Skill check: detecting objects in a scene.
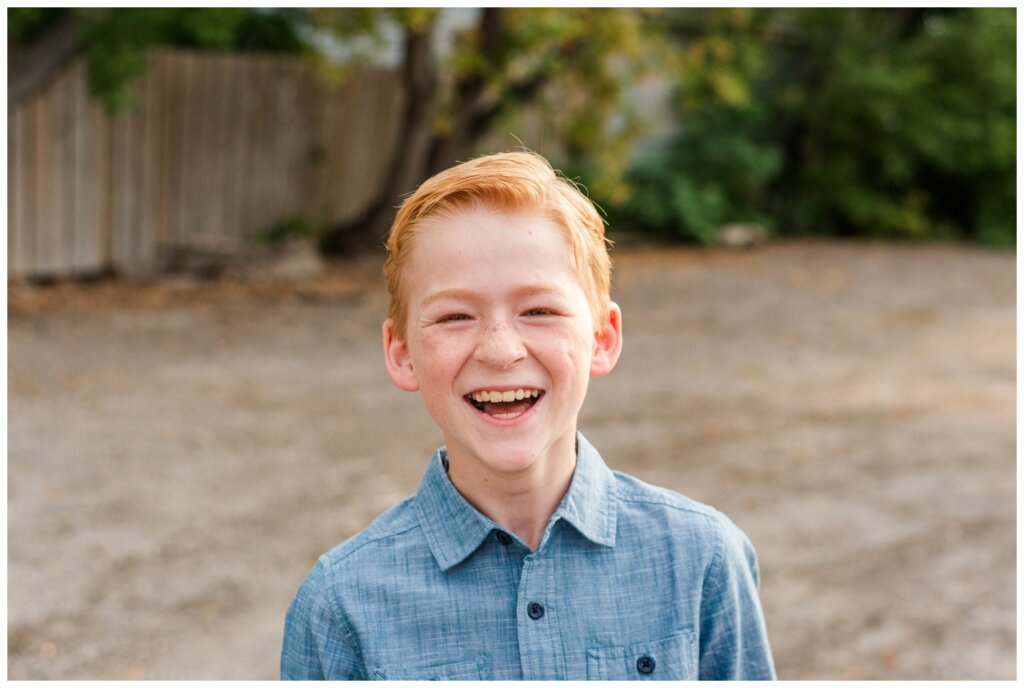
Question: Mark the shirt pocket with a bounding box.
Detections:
[586,630,698,680]
[374,655,492,680]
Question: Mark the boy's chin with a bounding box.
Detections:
[449,431,576,475]
[480,448,544,474]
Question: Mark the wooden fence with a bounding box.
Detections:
[8,50,406,279]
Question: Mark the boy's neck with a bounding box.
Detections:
[446,435,578,552]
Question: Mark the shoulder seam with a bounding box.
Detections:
[616,493,721,520]
[326,520,422,566]
[316,557,366,675]
[697,516,728,679]
[612,471,720,517]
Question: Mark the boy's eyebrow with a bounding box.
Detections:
[420,285,567,309]
[419,289,480,309]
[512,282,569,298]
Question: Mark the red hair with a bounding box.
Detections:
[383,151,613,339]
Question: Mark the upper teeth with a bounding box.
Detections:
[471,389,541,402]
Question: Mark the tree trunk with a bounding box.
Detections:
[320,7,557,255]
[320,17,440,255]
[425,8,505,175]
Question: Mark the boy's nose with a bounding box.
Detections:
[474,321,526,369]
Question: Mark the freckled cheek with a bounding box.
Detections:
[413,332,470,388]
[539,343,591,397]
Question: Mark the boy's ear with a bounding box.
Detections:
[590,302,623,378]
[382,319,419,391]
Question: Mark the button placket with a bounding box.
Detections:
[517,552,562,679]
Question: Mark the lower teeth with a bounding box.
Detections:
[466,394,541,418]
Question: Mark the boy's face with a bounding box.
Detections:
[383,205,622,480]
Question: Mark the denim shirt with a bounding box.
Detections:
[281,433,776,680]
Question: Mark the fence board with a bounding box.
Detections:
[127,70,149,270]
[235,54,260,243]
[368,69,404,230]
[269,59,290,226]
[295,64,323,225]
[270,58,296,229]
[34,90,58,274]
[320,71,355,223]
[195,51,220,243]
[71,60,99,272]
[345,66,378,220]
[209,55,234,243]
[179,51,202,243]
[7,104,15,275]
[223,55,247,242]
[8,49,407,279]
[35,79,55,274]
[333,66,367,223]
[260,57,284,233]
[175,51,196,243]
[95,78,113,268]
[137,53,161,269]
[111,81,130,268]
[241,55,275,243]
[162,52,186,248]
[153,52,171,249]
[9,105,27,277]
[283,58,310,224]
[109,97,130,269]
[54,66,77,274]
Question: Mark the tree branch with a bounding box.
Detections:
[8,14,82,106]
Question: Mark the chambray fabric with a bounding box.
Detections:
[281,433,776,680]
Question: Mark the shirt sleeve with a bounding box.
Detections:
[698,514,777,680]
[281,558,365,680]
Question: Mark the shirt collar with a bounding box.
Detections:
[413,446,496,572]
[414,432,618,572]
[554,432,618,549]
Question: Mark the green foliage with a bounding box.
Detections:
[608,105,781,243]
[453,8,661,202]
[607,8,1016,246]
[13,8,1012,246]
[307,8,436,59]
[12,8,312,112]
[309,8,657,203]
[8,7,69,45]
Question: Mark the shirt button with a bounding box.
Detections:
[495,531,512,546]
[636,655,656,675]
[527,602,545,620]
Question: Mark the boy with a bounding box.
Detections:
[281,152,776,680]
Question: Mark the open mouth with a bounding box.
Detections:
[464,388,544,420]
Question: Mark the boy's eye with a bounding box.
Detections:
[523,308,555,316]
[438,313,471,323]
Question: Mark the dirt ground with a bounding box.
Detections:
[7,241,1016,680]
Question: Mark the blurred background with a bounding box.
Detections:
[7,7,1016,679]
